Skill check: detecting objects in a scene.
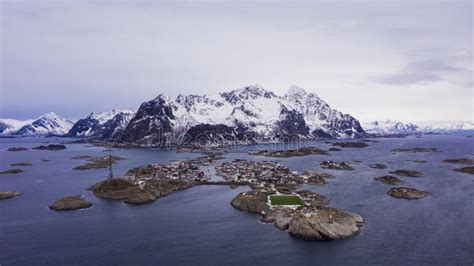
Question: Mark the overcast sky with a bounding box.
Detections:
[1,0,472,122]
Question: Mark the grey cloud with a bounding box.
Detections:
[375,58,470,86]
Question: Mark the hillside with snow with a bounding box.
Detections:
[65,109,136,139]
[0,118,33,135]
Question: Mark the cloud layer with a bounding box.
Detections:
[1,0,472,122]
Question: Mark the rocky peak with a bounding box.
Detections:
[154,93,172,103]
[286,85,308,97]
[39,112,62,120]
[220,85,276,104]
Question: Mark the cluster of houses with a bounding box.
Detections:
[126,153,225,183]
[215,159,305,185]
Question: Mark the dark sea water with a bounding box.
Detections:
[0,135,473,265]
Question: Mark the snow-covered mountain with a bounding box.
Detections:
[0,118,33,135]
[362,120,419,136]
[14,113,73,136]
[362,120,474,136]
[66,109,136,139]
[0,113,72,136]
[119,85,367,145]
[416,121,474,134]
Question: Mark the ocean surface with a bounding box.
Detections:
[0,135,473,265]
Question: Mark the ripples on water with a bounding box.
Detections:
[0,135,473,265]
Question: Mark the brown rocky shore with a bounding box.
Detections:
[374,175,404,185]
[387,187,429,199]
[49,195,93,211]
[0,191,22,200]
[453,166,474,175]
[320,161,354,170]
[33,144,67,151]
[89,178,194,205]
[73,155,125,170]
[389,169,424,177]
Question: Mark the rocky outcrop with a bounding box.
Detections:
[332,142,369,148]
[48,195,93,211]
[10,162,32,167]
[0,192,22,200]
[320,161,354,170]
[369,163,387,169]
[303,170,335,186]
[453,166,474,175]
[295,190,330,206]
[288,206,364,240]
[387,187,429,199]
[443,158,474,165]
[32,144,66,150]
[123,187,157,205]
[391,147,441,153]
[73,156,125,170]
[90,178,194,205]
[90,178,140,200]
[0,169,23,174]
[7,147,28,152]
[250,147,330,157]
[389,169,424,177]
[374,175,404,185]
[230,190,272,215]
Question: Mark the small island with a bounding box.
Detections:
[249,147,330,157]
[0,169,23,174]
[0,191,22,200]
[33,144,67,151]
[442,158,474,165]
[320,161,354,170]
[374,175,404,185]
[73,155,125,170]
[391,147,441,153]
[302,170,335,186]
[332,142,369,148]
[49,195,93,211]
[10,162,32,167]
[453,166,474,175]
[389,169,424,177]
[231,188,364,240]
[7,147,28,152]
[369,163,387,169]
[387,187,429,199]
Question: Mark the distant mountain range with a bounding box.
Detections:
[362,120,474,136]
[0,113,73,136]
[1,85,472,144]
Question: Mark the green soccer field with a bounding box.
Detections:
[270,195,304,206]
